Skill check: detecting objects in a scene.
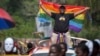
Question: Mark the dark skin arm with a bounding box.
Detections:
[40,1,90,17]
[39,2,52,16]
[74,7,90,16]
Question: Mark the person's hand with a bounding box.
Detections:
[39,0,42,5]
[85,7,90,10]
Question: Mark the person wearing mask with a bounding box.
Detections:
[4,37,20,54]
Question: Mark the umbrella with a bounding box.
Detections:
[0,8,15,30]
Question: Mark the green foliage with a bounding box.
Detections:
[0,0,37,39]
[0,0,100,39]
[78,27,100,40]
[71,26,100,40]
[0,0,9,8]
[66,0,100,39]
[0,15,36,38]
[6,0,22,14]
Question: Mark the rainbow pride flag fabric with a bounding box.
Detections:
[38,0,87,32]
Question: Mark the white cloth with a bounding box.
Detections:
[85,40,93,56]
[95,39,100,45]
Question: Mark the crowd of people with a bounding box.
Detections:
[49,39,100,56]
[74,39,100,56]
[39,1,100,56]
[0,37,99,56]
[0,37,38,55]
[49,42,67,56]
[0,1,99,56]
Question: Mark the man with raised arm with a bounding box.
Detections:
[40,1,90,45]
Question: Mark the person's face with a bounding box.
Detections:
[59,8,65,14]
[75,48,85,56]
[60,44,66,53]
[50,46,59,56]
[4,38,14,52]
[49,53,57,56]
[51,46,57,52]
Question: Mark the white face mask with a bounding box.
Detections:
[4,38,14,52]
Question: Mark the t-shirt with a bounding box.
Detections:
[51,13,74,33]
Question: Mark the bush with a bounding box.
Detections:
[71,26,100,40]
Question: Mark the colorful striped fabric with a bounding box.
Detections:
[38,0,87,32]
[0,8,15,29]
[57,33,66,43]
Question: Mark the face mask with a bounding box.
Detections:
[4,38,14,52]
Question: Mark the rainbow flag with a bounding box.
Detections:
[38,0,87,32]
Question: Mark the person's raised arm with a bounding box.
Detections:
[39,2,51,16]
[74,7,90,16]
